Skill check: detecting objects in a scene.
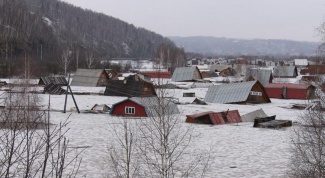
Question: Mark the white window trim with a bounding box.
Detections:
[125,107,135,114]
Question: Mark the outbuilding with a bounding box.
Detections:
[71,69,113,87]
[265,83,315,100]
[110,97,179,117]
[171,66,203,82]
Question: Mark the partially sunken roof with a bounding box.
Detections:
[171,66,202,82]
[273,66,297,77]
[245,68,272,86]
[39,77,68,86]
[204,81,257,104]
[71,69,107,87]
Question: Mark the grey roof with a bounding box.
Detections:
[171,66,201,82]
[71,69,106,87]
[129,97,180,117]
[273,66,297,77]
[204,81,257,104]
[245,68,272,86]
[241,109,268,122]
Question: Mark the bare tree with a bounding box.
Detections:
[58,47,73,76]
[106,119,140,178]
[288,76,325,178]
[85,49,96,69]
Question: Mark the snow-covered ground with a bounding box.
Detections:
[41,87,307,178]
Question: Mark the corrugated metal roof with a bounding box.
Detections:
[204,81,257,104]
[171,66,201,82]
[71,69,106,87]
[246,68,272,86]
[273,66,297,77]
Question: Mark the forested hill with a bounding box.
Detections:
[0,0,177,76]
[170,36,319,56]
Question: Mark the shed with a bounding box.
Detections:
[71,69,111,87]
[185,110,241,125]
[104,76,156,97]
[171,66,202,82]
[204,81,271,104]
[273,66,298,78]
[110,97,179,117]
[265,83,315,100]
[245,68,273,86]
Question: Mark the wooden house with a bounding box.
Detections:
[204,81,271,104]
[71,69,112,87]
[110,97,179,117]
[104,75,156,97]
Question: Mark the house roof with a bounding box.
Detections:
[171,66,202,82]
[266,83,312,90]
[245,68,272,86]
[241,109,268,122]
[210,64,232,72]
[204,81,258,104]
[273,66,297,77]
[71,69,107,87]
[111,97,179,117]
[186,110,241,125]
[39,77,68,86]
[104,80,156,97]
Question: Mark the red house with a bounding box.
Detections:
[265,83,315,100]
[110,97,179,117]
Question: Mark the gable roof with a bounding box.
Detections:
[273,66,297,77]
[186,110,241,125]
[204,81,258,104]
[171,66,202,82]
[71,69,108,87]
[265,83,312,90]
[245,68,272,86]
[111,97,179,117]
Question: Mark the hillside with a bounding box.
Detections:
[170,36,320,56]
[0,0,179,76]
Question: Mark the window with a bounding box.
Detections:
[125,107,135,114]
[250,91,262,96]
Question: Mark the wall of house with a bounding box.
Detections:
[265,87,311,100]
[111,100,147,117]
[246,83,271,103]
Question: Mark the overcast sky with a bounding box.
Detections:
[61,0,325,42]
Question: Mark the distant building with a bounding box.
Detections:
[171,66,203,82]
[273,66,298,78]
[265,83,315,100]
[71,69,113,87]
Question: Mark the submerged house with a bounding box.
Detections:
[204,81,271,104]
[71,69,113,87]
[265,83,315,100]
[104,75,156,97]
[245,68,273,86]
[110,97,179,117]
[171,66,203,82]
[185,110,241,125]
[38,77,68,95]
